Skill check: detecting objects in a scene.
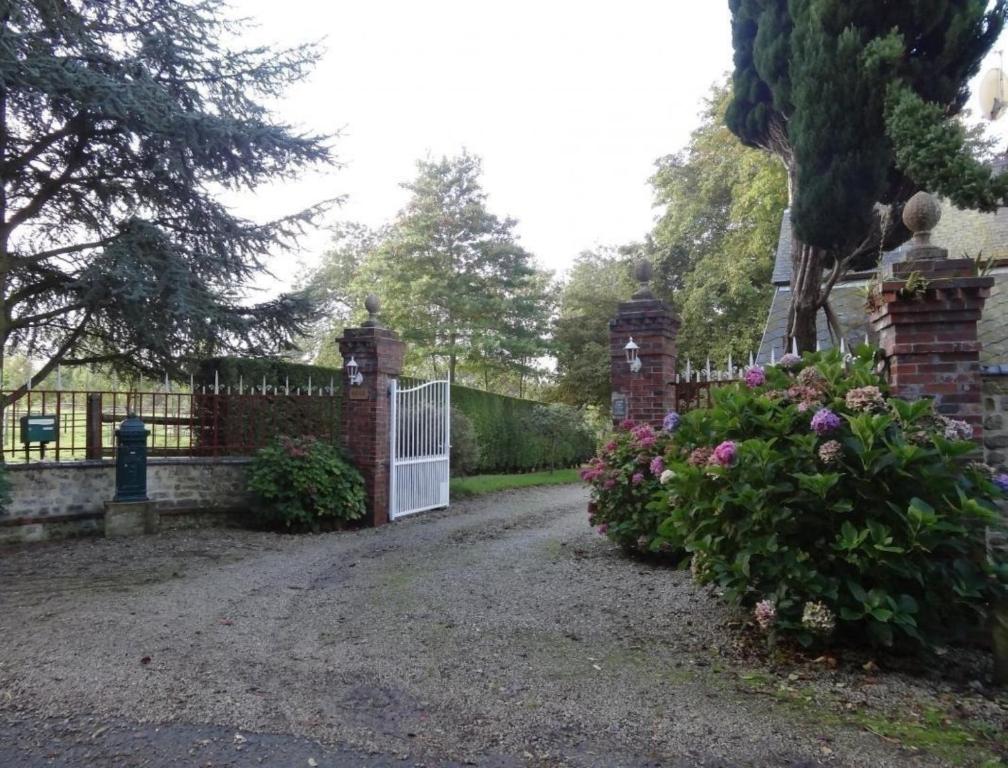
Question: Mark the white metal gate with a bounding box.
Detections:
[389,379,451,520]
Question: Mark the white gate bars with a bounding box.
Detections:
[389,379,451,520]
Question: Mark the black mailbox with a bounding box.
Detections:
[114,414,149,502]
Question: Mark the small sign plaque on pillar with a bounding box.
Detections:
[349,388,370,401]
[611,392,628,421]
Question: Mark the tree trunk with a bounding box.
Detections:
[788,240,828,354]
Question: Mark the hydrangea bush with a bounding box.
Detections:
[585,347,1008,648]
[582,419,680,555]
[247,435,367,531]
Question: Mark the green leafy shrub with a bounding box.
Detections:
[246,436,366,531]
[525,403,596,470]
[582,417,680,556]
[647,348,1007,648]
[450,408,482,477]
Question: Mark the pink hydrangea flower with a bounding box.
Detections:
[603,478,616,490]
[603,440,617,453]
[597,524,609,535]
[650,456,665,476]
[743,366,766,388]
[619,419,636,430]
[710,440,737,467]
[631,472,645,486]
[754,600,777,631]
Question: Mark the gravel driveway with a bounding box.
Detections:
[0,484,992,767]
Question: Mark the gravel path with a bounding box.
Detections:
[0,484,985,766]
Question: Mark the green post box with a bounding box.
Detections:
[114,413,150,502]
[20,414,57,459]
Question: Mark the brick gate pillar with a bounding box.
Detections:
[609,260,679,429]
[338,295,405,527]
[869,192,993,439]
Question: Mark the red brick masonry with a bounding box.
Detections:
[869,258,993,438]
[609,297,679,429]
[338,326,406,527]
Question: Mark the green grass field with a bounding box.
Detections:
[449,468,581,498]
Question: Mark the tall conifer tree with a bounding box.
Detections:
[726,1,1006,351]
[0,1,335,403]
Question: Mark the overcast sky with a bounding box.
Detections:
[230,2,1008,294]
[229,0,735,290]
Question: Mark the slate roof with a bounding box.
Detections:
[757,205,1008,365]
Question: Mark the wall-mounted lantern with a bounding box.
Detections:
[625,337,642,373]
[346,355,364,386]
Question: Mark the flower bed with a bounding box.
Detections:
[583,347,1008,648]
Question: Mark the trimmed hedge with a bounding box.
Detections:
[450,387,594,474]
[194,357,342,451]
[196,358,594,473]
[195,357,343,392]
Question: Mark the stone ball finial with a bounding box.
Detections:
[363,293,382,327]
[631,258,655,300]
[903,191,941,237]
[901,191,947,261]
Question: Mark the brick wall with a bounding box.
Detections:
[983,375,1008,472]
[609,298,678,428]
[0,458,252,544]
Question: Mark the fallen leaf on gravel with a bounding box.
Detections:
[308,758,318,767]
[862,660,879,673]
[591,664,602,671]
[233,733,246,745]
[91,725,109,739]
[139,656,151,665]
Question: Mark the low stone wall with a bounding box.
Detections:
[983,374,1008,472]
[0,458,252,544]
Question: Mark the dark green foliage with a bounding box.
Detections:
[726,0,1006,349]
[649,350,1006,648]
[246,436,366,531]
[352,152,553,388]
[551,248,635,410]
[0,1,335,404]
[451,386,594,474]
[449,408,481,477]
[650,81,787,365]
[195,357,343,393]
[193,358,341,452]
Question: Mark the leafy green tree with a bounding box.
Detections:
[726,0,1006,352]
[0,0,335,405]
[551,247,635,409]
[302,222,386,368]
[651,82,787,365]
[357,152,552,385]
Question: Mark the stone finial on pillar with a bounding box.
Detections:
[902,191,947,261]
[870,193,993,437]
[338,299,405,527]
[609,258,679,429]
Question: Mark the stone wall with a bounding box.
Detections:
[0,458,252,544]
[983,375,1008,472]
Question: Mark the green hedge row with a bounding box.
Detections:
[194,358,342,450]
[195,357,343,393]
[449,386,594,474]
[196,358,594,473]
